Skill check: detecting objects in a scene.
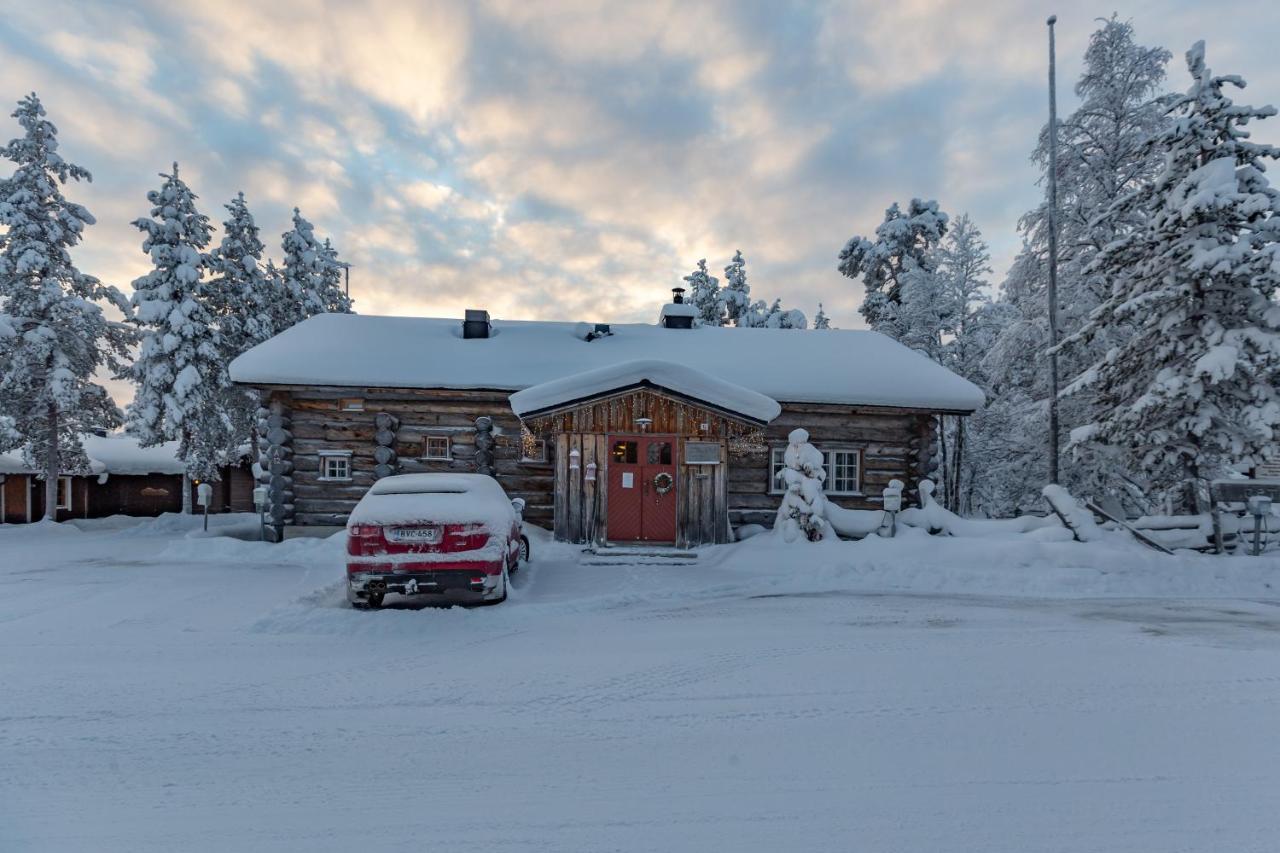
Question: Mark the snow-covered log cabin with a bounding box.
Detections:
[0,434,255,524]
[229,293,984,546]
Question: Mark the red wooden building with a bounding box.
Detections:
[0,434,254,524]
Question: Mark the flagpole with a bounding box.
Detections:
[1046,14,1061,485]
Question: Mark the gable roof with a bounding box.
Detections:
[229,313,985,413]
[509,359,783,424]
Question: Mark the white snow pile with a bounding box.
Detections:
[1042,484,1103,542]
[509,359,781,423]
[229,313,986,412]
[346,473,518,531]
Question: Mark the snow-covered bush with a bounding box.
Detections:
[774,428,833,542]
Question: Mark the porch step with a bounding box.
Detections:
[581,546,698,567]
[581,558,698,567]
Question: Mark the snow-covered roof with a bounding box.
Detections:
[0,434,186,476]
[510,359,783,423]
[230,313,985,412]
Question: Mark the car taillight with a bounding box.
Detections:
[444,523,490,551]
[347,524,383,555]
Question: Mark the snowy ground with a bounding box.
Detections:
[3,517,1280,852]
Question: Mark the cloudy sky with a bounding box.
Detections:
[3,0,1279,399]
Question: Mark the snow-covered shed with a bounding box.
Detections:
[0,434,254,524]
[230,297,983,545]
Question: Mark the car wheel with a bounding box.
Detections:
[489,563,509,604]
[519,535,531,564]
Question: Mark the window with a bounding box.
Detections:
[520,427,547,462]
[56,476,73,510]
[340,398,365,412]
[611,440,637,464]
[423,436,451,461]
[646,441,672,465]
[318,452,352,482]
[827,450,861,495]
[770,447,862,496]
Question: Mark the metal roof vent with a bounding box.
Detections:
[463,309,491,339]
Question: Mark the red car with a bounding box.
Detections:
[345,474,527,608]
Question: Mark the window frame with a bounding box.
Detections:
[520,438,548,463]
[55,475,73,511]
[422,435,452,461]
[769,445,863,497]
[317,451,353,482]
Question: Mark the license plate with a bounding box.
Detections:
[387,526,441,543]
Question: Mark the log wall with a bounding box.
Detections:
[727,403,937,528]
[247,384,940,538]
[261,386,554,528]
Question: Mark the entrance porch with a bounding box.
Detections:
[509,360,781,548]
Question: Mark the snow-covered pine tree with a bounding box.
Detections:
[282,208,352,322]
[720,250,751,325]
[838,199,949,345]
[682,258,723,327]
[0,93,134,519]
[812,304,831,329]
[764,299,806,329]
[1068,41,1280,512]
[774,428,832,542]
[207,192,276,455]
[124,163,229,513]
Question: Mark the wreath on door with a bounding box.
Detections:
[653,472,674,495]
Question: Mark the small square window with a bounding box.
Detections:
[56,476,73,510]
[340,398,365,412]
[423,436,451,461]
[319,453,351,481]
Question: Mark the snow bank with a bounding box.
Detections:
[229,313,986,412]
[510,359,781,422]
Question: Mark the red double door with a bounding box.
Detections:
[606,435,677,543]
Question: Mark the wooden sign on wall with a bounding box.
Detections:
[684,441,721,465]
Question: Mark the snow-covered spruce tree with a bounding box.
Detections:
[0,93,134,519]
[281,208,352,322]
[966,246,1051,515]
[774,428,832,542]
[124,163,229,513]
[838,199,949,347]
[812,304,831,329]
[935,214,993,512]
[682,258,723,327]
[1067,41,1280,512]
[207,192,277,454]
[720,250,751,325]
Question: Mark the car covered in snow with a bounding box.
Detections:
[345,474,527,608]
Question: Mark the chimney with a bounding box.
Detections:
[463,309,491,339]
[659,287,696,329]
